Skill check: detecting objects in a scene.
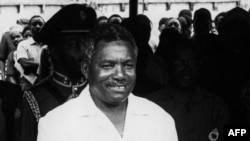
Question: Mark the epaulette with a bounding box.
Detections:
[23,74,52,122]
[23,90,41,122]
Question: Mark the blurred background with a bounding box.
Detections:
[0,0,249,43]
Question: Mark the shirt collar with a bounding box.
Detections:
[29,37,43,45]
[77,85,150,117]
[52,71,87,87]
[166,85,205,103]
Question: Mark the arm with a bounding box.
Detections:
[0,61,5,80]
[6,52,18,84]
[18,58,38,75]
[16,41,39,75]
[0,33,9,80]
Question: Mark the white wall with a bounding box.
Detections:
[0,0,245,42]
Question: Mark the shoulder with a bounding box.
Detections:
[130,94,175,121]
[199,88,224,101]
[199,88,228,108]
[146,88,170,101]
[18,38,33,47]
[23,77,59,117]
[130,95,177,137]
[39,95,81,125]
[26,76,51,94]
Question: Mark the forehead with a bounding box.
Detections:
[30,17,44,23]
[174,49,195,60]
[94,40,135,59]
[168,19,180,25]
[61,33,85,40]
[10,31,22,36]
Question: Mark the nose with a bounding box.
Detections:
[183,62,192,72]
[14,37,19,41]
[171,24,176,28]
[36,24,42,29]
[113,65,126,81]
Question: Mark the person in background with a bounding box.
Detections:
[191,8,221,94]
[37,23,178,141]
[165,17,182,34]
[219,7,250,125]
[5,25,24,85]
[15,15,45,91]
[108,14,123,24]
[214,12,226,35]
[121,14,161,96]
[22,25,32,40]
[147,36,229,141]
[0,27,20,80]
[158,17,168,33]
[178,9,193,38]
[96,16,108,26]
[16,4,96,141]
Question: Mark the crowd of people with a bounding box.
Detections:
[0,3,249,141]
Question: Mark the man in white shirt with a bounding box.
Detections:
[37,24,178,141]
[16,15,46,90]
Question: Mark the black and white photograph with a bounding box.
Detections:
[0,0,249,141]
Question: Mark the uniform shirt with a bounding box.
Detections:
[37,85,178,141]
[16,73,87,141]
[147,86,230,141]
[15,38,45,84]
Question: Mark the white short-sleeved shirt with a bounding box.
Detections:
[15,38,46,84]
[37,85,178,141]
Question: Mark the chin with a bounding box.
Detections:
[108,97,128,106]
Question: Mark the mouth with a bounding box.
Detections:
[107,84,128,92]
[181,75,192,82]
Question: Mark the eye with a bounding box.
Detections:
[174,60,183,67]
[124,62,135,69]
[101,63,114,70]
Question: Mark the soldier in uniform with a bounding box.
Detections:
[16,4,97,141]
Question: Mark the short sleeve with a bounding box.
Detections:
[16,41,29,61]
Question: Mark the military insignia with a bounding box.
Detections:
[80,11,86,21]
[14,108,21,119]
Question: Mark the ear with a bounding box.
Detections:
[81,61,89,79]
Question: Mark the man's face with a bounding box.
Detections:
[23,29,32,39]
[10,31,23,47]
[58,34,85,79]
[89,40,136,106]
[171,49,199,89]
[30,17,44,37]
[167,18,182,33]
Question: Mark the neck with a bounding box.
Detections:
[91,94,128,137]
[95,98,128,116]
[53,70,86,86]
[54,65,83,81]
[170,84,197,98]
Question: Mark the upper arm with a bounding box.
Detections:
[16,42,29,60]
[0,33,8,60]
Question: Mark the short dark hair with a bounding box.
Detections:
[82,24,137,63]
[29,15,45,25]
